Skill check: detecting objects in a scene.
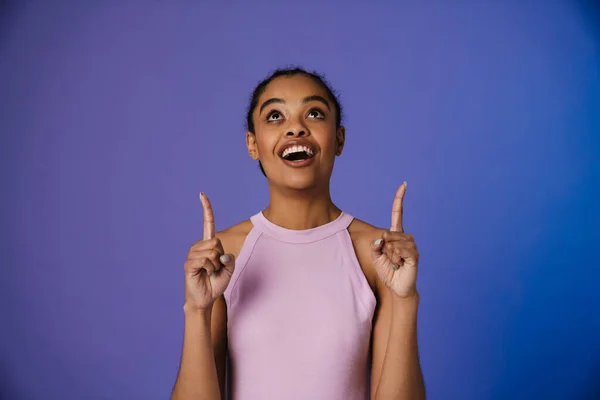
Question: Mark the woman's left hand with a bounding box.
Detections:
[371,182,420,299]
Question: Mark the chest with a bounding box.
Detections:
[226,235,376,360]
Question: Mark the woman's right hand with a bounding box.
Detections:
[184,193,235,311]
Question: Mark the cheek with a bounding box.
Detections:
[315,130,338,158]
[254,130,279,157]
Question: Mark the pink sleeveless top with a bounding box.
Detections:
[224,211,377,399]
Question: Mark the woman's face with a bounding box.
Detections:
[246,74,345,191]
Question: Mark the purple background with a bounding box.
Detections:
[1,2,599,399]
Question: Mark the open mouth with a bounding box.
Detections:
[280,145,315,162]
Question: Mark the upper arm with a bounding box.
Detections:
[211,295,228,399]
[351,224,392,399]
[212,230,233,399]
[370,278,393,399]
[212,225,249,398]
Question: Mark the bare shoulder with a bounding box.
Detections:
[348,217,387,243]
[347,217,387,295]
[216,219,254,258]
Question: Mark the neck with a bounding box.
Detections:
[263,184,341,230]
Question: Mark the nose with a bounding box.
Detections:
[285,116,309,137]
[286,129,306,137]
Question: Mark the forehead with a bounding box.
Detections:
[259,74,329,103]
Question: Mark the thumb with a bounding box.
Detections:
[370,238,385,261]
[219,253,236,274]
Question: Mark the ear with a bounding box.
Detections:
[246,132,260,160]
[335,126,346,156]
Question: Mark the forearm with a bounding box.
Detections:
[374,294,425,400]
[171,305,221,400]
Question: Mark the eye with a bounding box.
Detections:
[266,111,283,122]
[307,108,325,120]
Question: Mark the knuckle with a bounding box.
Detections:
[185,247,198,261]
[184,259,200,271]
[404,240,415,249]
[204,263,215,272]
[208,250,219,260]
[192,258,206,268]
[185,252,199,262]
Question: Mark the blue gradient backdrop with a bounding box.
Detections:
[1,2,599,399]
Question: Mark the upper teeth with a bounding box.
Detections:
[282,145,314,158]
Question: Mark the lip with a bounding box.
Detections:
[277,139,317,168]
[281,155,316,168]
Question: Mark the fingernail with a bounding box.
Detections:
[374,239,382,246]
[220,254,231,263]
[404,181,407,188]
[392,264,399,271]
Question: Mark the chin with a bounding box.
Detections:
[265,168,321,191]
[265,159,334,191]
[282,173,320,191]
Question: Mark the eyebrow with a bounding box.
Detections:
[259,95,331,114]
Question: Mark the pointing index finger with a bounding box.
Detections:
[390,182,407,233]
[199,192,215,240]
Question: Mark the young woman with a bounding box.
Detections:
[171,68,425,400]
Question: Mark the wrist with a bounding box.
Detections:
[182,303,214,341]
[183,303,213,319]
[391,290,420,307]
